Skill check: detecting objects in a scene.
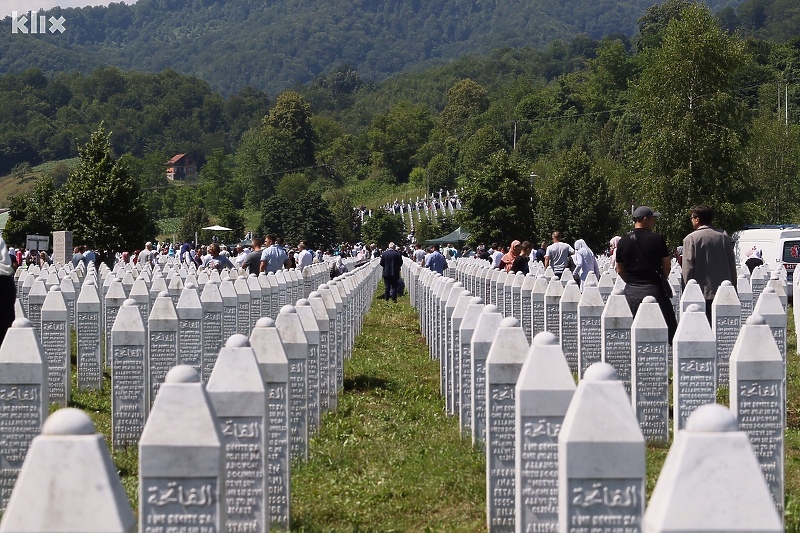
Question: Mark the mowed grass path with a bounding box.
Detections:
[290,286,486,532]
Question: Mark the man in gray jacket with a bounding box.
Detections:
[682,204,737,323]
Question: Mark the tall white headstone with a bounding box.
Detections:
[601,289,633,395]
[515,332,575,533]
[673,304,716,432]
[485,317,529,532]
[471,304,504,448]
[41,286,69,407]
[139,366,225,533]
[111,300,147,449]
[711,279,741,389]
[558,363,645,533]
[630,296,669,442]
[176,282,203,376]
[644,403,782,533]
[147,291,179,407]
[577,280,604,379]
[0,318,47,511]
[76,278,102,390]
[275,305,310,461]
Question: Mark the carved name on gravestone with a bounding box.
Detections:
[631,296,669,442]
[451,290,473,416]
[105,278,127,368]
[516,332,575,533]
[207,335,267,533]
[0,319,47,511]
[459,297,485,437]
[111,300,147,449]
[673,305,716,432]
[234,277,251,336]
[521,274,536,342]
[317,284,339,411]
[559,363,645,533]
[531,275,548,339]
[26,278,46,339]
[139,366,224,533]
[76,279,102,390]
[730,314,785,517]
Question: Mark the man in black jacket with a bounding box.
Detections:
[379,242,404,302]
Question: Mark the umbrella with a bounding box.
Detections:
[202,225,233,231]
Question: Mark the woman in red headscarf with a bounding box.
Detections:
[500,240,521,272]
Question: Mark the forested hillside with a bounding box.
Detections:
[0,0,742,95]
[4,0,800,255]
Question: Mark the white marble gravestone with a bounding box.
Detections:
[139,366,225,533]
[485,317,529,532]
[471,304,504,448]
[111,299,147,449]
[515,331,575,533]
[26,277,46,339]
[275,305,310,461]
[147,291,179,408]
[577,279,604,379]
[249,317,291,531]
[176,282,203,376]
[559,280,581,374]
[644,403,782,533]
[41,286,69,407]
[711,280,741,389]
[601,289,633,395]
[104,278,127,368]
[295,299,321,436]
[207,335,267,533]
[200,281,224,383]
[0,318,47,511]
[558,363,645,533]
[730,314,785,517]
[0,408,135,533]
[673,304,716,432]
[753,286,787,364]
[459,296,485,437]
[76,278,102,390]
[544,278,563,341]
[219,279,239,349]
[737,273,753,325]
[630,296,669,442]
[680,279,705,315]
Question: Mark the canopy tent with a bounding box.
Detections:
[202,225,233,231]
[424,226,470,246]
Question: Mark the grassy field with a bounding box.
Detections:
[62,285,800,531]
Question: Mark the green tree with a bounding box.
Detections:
[178,205,211,244]
[324,189,359,245]
[746,116,800,223]
[257,193,336,249]
[368,101,434,183]
[458,151,536,246]
[535,147,622,252]
[440,79,489,136]
[55,124,156,251]
[632,3,750,244]
[361,210,406,249]
[3,176,57,248]
[264,91,317,167]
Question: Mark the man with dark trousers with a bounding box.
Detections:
[379,242,404,302]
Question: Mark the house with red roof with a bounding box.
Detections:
[166,154,198,181]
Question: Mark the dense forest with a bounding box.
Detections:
[4,0,800,254]
[0,0,747,96]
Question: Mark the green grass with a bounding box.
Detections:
[61,290,800,531]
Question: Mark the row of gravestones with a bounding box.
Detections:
[405,257,787,533]
[0,258,381,532]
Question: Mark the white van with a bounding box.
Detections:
[731,226,800,297]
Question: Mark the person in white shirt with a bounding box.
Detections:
[296,241,313,269]
[490,243,504,269]
[544,231,575,276]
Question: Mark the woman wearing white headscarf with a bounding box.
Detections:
[0,235,16,346]
[609,235,622,270]
[745,247,763,274]
[573,239,601,290]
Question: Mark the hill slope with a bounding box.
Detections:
[0,0,742,95]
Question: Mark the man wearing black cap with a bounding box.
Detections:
[616,206,678,343]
